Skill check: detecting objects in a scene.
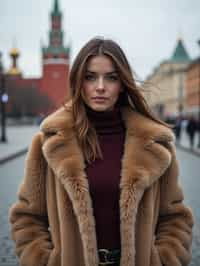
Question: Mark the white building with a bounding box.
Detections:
[145,38,191,119]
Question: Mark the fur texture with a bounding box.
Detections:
[9,102,194,266]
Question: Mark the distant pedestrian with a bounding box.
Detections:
[174,116,182,143]
[197,118,200,134]
[186,115,197,149]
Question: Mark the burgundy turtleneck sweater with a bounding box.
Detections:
[85,106,125,250]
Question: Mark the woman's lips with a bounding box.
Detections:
[92,97,108,103]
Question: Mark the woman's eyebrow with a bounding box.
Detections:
[105,71,118,75]
[85,70,96,74]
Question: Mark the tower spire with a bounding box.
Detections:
[170,38,190,63]
[41,0,70,112]
[43,0,70,54]
[54,0,59,12]
[52,0,61,16]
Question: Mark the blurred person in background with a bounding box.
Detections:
[174,115,183,144]
[9,38,193,266]
[186,115,197,149]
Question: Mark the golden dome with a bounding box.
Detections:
[10,47,20,57]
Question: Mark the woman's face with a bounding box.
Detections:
[82,55,122,112]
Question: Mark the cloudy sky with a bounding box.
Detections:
[1,0,200,80]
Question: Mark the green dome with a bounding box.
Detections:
[170,38,190,63]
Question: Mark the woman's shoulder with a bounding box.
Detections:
[27,103,73,157]
[29,101,73,146]
[121,107,175,144]
[40,101,73,135]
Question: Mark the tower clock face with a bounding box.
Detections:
[52,71,60,78]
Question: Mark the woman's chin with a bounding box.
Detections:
[91,106,111,112]
[87,103,111,112]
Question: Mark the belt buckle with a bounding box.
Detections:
[98,249,116,265]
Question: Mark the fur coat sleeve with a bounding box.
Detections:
[9,133,52,266]
[154,142,194,265]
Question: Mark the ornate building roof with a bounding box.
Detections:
[169,38,191,63]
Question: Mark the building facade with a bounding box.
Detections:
[185,58,200,117]
[145,38,191,119]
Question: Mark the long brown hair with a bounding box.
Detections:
[68,37,170,163]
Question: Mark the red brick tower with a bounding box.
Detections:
[40,0,70,113]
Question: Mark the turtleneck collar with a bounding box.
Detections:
[85,105,125,135]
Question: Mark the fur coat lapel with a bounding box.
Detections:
[40,103,174,266]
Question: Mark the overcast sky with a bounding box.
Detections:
[1,0,200,80]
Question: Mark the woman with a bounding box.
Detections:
[9,38,193,266]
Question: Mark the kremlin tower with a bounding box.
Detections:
[5,0,70,117]
[40,0,70,111]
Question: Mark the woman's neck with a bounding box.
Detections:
[85,105,125,135]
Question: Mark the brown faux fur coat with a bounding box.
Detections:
[9,103,193,266]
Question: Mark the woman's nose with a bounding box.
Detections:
[97,77,105,90]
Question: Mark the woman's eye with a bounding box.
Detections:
[106,75,118,81]
[85,74,96,81]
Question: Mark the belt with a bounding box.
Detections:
[98,248,121,265]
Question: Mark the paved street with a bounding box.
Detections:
[0,156,24,266]
[0,148,199,266]
[176,149,200,266]
[0,126,38,164]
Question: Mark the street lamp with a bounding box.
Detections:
[0,52,8,142]
[198,40,200,148]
